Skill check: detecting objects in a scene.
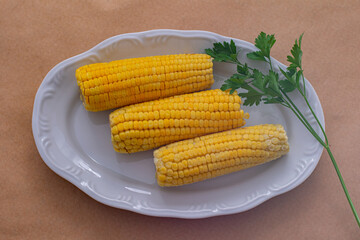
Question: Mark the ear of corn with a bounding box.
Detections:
[153,124,289,187]
[75,54,214,111]
[109,89,249,153]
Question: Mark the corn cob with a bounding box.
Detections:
[110,89,249,153]
[75,54,214,111]
[154,124,289,187]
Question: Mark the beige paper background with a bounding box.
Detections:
[1,0,360,239]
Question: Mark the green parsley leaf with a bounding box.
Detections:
[279,80,296,92]
[263,96,284,104]
[254,32,276,59]
[237,63,250,76]
[238,86,263,106]
[264,70,281,97]
[206,33,296,108]
[205,40,239,63]
[206,32,360,227]
[279,68,295,84]
[279,67,296,92]
[295,70,303,90]
[220,73,250,94]
[287,33,304,70]
[252,69,266,91]
[247,51,266,62]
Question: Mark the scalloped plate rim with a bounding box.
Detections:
[32,29,324,218]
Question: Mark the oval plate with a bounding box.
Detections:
[32,30,324,218]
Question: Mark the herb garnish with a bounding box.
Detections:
[206,32,360,227]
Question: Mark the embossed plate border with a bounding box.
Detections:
[32,30,324,218]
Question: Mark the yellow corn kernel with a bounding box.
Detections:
[154,124,289,187]
[75,54,214,111]
[109,89,248,153]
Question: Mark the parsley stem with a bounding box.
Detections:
[283,87,360,228]
[283,91,360,228]
[301,69,306,96]
[280,89,326,146]
[228,59,255,71]
[285,102,325,146]
[208,37,359,227]
[280,102,290,108]
[300,89,329,145]
[268,58,273,71]
[326,146,360,228]
[279,95,319,141]
[297,73,328,145]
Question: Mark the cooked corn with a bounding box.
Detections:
[154,124,289,187]
[75,54,214,111]
[109,89,249,153]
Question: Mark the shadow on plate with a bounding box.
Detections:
[86,109,113,125]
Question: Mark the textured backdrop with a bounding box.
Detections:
[1,0,360,239]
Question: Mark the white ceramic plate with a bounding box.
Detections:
[32,30,324,218]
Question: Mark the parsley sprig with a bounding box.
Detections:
[206,32,359,228]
